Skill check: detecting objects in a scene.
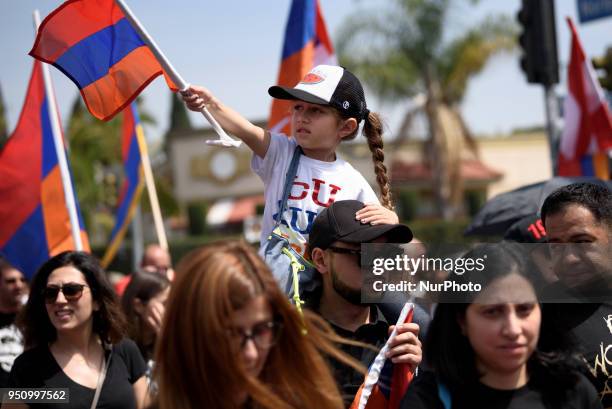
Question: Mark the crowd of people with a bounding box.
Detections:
[1,181,610,408]
[0,64,610,408]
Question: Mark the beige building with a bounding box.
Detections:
[167,116,552,221]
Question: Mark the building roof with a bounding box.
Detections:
[391,159,503,187]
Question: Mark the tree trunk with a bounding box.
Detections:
[422,67,454,220]
[437,104,465,216]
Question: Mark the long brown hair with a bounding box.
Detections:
[342,111,393,210]
[154,241,362,409]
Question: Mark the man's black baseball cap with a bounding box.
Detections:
[308,200,413,250]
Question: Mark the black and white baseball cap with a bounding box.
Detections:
[268,65,369,121]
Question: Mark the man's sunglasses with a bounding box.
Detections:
[327,246,362,267]
[43,283,88,304]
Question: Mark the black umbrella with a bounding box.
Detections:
[464,177,612,236]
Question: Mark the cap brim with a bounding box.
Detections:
[340,224,413,245]
[268,86,329,105]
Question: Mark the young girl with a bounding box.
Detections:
[182,65,398,257]
[400,243,601,409]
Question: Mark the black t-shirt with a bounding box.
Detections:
[303,288,430,406]
[400,370,602,409]
[0,311,22,388]
[544,302,612,408]
[328,307,391,405]
[568,303,612,409]
[8,338,146,409]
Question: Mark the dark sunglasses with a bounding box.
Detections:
[229,321,283,350]
[327,246,362,267]
[43,283,88,304]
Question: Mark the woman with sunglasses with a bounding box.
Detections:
[153,240,363,409]
[7,251,147,409]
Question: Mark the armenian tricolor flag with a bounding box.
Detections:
[101,102,146,267]
[557,18,612,179]
[0,61,89,279]
[29,0,177,122]
[351,303,415,409]
[268,0,336,134]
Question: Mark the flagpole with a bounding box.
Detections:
[544,85,560,175]
[33,10,83,251]
[115,0,241,148]
[134,123,169,251]
[131,203,144,271]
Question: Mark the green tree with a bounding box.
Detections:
[66,97,122,232]
[66,97,158,238]
[336,0,516,218]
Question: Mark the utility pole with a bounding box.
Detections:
[517,0,560,174]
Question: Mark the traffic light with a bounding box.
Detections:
[592,47,612,91]
[517,0,559,86]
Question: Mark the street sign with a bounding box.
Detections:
[577,0,612,23]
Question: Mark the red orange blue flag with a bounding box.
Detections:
[350,303,415,409]
[101,103,146,267]
[0,61,89,279]
[557,18,612,179]
[29,0,177,122]
[268,0,336,134]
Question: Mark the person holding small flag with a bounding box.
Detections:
[306,200,427,407]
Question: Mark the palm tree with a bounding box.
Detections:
[336,0,517,219]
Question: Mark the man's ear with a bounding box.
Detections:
[311,248,330,275]
[338,118,358,139]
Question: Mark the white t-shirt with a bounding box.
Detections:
[252,133,379,256]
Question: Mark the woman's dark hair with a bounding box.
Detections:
[541,182,612,227]
[122,271,170,360]
[425,242,583,400]
[19,251,126,348]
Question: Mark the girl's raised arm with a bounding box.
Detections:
[181,85,271,158]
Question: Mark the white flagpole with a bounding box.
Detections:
[33,10,83,251]
[115,0,242,148]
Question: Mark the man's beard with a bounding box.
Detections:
[330,265,363,306]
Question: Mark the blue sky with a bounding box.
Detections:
[0,1,610,143]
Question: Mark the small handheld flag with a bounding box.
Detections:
[350,303,415,409]
[29,0,240,147]
[29,0,178,122]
